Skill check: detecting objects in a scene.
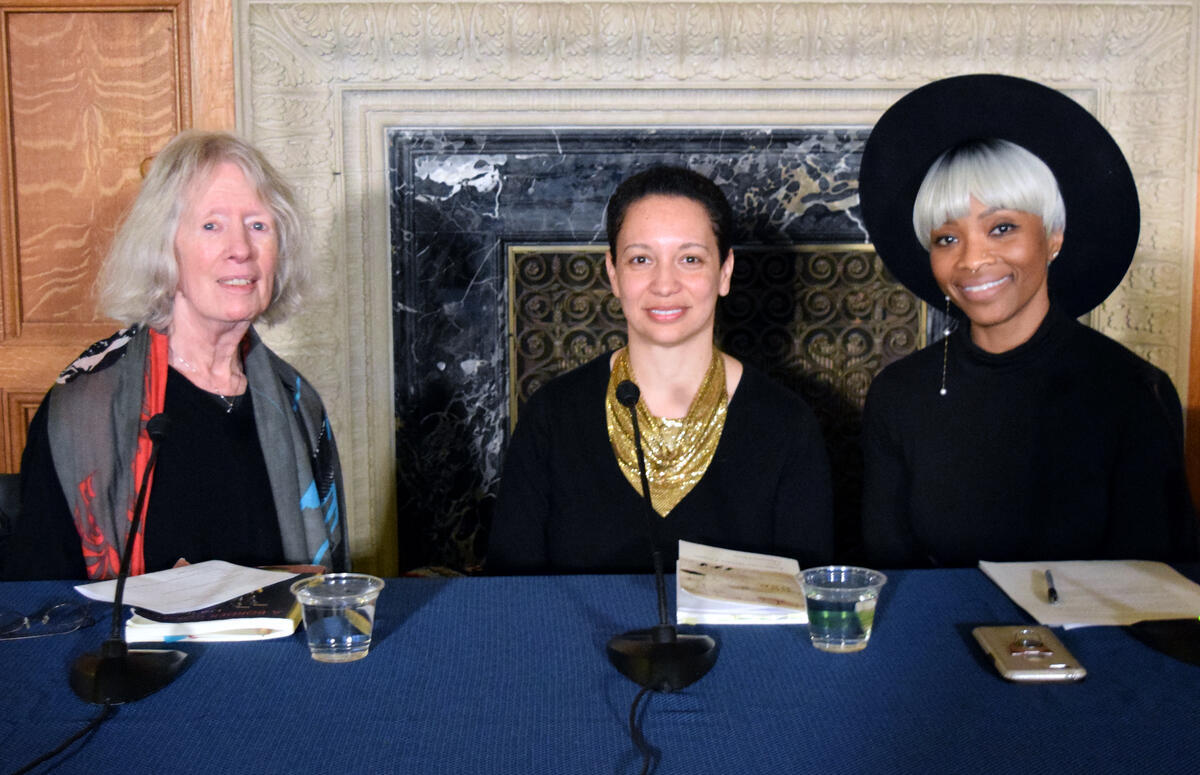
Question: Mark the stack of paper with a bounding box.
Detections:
[979,560,1200,629]
[75,560,302,642]
[676,540,808,625]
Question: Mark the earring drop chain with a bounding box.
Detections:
[939,295,951,397]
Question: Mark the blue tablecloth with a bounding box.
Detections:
[1,570,1198,774]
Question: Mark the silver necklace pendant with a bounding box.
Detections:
[170,345,241,412]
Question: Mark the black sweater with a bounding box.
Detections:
[488,353,835,573]
[861,306,1198,568]
[3,368,283,580]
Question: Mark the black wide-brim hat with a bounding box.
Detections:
[858,73,1139,317]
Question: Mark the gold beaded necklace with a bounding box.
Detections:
[605,347,728,516]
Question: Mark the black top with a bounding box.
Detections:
[488,352,835,573]
[861,306,1199,568]
[3,367,283,579]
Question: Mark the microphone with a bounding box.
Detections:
[606,380,718,691]
[70,413,187,704]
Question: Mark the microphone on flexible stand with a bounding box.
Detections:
[70,413,187,704]
[606,380,718,691]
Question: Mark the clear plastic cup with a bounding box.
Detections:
[291,573,384,662]
[800,566,887,653]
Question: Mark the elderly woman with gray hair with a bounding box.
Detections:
[3,130,348,580]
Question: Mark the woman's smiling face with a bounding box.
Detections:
[929,196,1063,353]
[172,161,278,336]
[605,194,733,351]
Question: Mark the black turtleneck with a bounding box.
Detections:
[861,305,1198,568]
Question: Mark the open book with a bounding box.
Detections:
[675,540,808,625]
[125,572,309,642]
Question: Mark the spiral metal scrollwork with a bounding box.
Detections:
[509,247,627,409]
[507,242,923,564]
[511,244,922,420]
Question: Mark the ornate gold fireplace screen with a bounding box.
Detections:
[507,243,926,427]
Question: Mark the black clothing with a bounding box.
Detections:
[489,352,834,573]
[861,306,1198,568]
[4,368,283,579]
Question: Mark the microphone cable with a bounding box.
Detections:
[7,702,113,775]
[616,379,661,774]
[627,685,657,775]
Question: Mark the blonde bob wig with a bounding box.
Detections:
[96,130,308,329]
[912,138,1066,252]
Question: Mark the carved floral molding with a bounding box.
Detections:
[236,1,1200,572]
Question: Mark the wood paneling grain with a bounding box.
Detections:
[190,0,234,129]
[3,390,43,471]
[0,0,232,472]
[7,10,183,328]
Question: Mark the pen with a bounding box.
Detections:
[1044,569,1059,605]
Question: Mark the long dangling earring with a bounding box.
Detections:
[939,295,951,396]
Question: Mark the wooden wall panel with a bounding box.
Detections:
[6,10,184,335]
[190,0,233,130]
[3,390,42,471]
[0,0,211,473]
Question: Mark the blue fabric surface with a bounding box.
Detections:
[1,570,1198,774]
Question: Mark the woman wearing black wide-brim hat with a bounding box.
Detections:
[857,74,1198,568]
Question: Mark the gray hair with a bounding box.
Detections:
[912,138,1066,250]
[96,130,308,329]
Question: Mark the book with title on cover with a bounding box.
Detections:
[124,571,314,643]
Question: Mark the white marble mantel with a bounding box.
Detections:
[234,0,1200,574]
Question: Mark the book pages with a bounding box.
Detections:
[676,540,807,625]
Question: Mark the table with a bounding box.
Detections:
[2,570,1198,774]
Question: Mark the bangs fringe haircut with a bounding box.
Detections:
[912,139,1066,251]
[96,130,309,329]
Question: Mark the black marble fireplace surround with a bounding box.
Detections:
[389,128,926,572]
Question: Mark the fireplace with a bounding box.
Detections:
[389,128,924,570]
[238,0,1198,575]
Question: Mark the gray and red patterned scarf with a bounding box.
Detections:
[46,325,349,580]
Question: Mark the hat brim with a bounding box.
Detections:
[858,74,1139,318]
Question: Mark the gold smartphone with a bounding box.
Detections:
[972,625,1087,682]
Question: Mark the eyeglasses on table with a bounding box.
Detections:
[0,602,96,640]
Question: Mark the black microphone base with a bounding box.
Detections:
[607,626,718,691]
[70,645,187,705]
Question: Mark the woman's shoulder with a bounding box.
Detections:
[55,326,145,385]
[520,351,612,414]
[866,339,946,402]
[246,329,328,400]
[1061,317,1177,394]
[730,360,820,428]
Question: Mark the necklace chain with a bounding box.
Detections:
[168,346,242,413]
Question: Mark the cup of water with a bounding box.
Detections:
[291,573,385,662]
[800,566,887,653]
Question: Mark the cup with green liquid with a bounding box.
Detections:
[800,566,887,653]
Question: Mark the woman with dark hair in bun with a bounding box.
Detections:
[489,165,833,573]
[858,75,1198,568]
